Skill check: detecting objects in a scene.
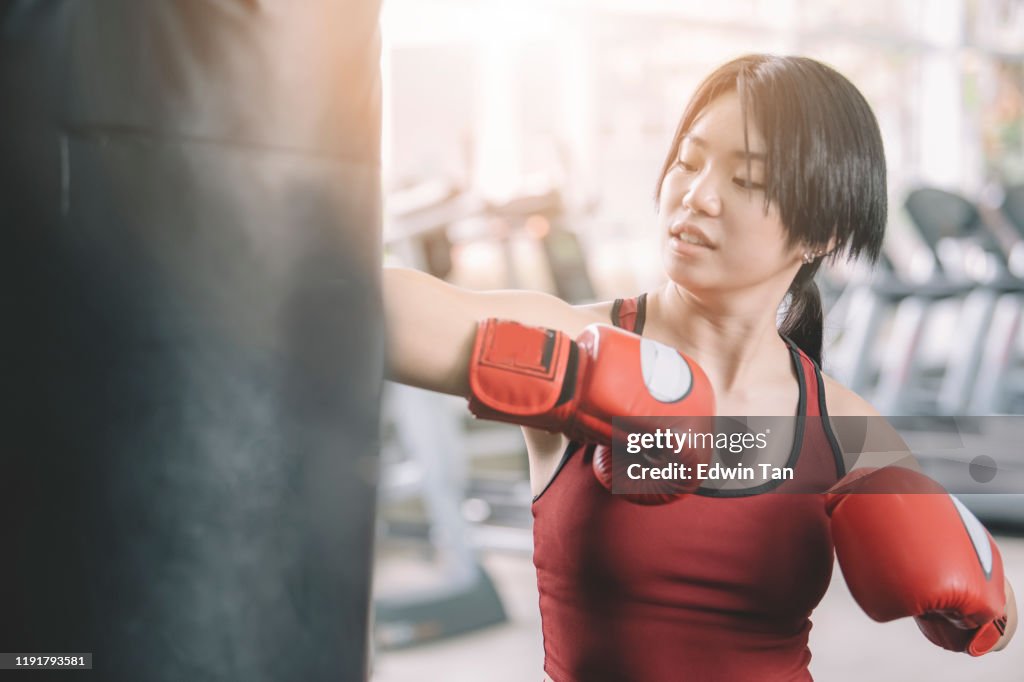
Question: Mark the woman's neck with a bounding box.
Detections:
[646,282,792,396]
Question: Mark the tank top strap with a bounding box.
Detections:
[779,337,824,418]
[781,335,847,479]
[611,293,648,333]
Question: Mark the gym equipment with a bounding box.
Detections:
[868,188,1023,415]
[968,182,1024,413]
[1002,183,1024,239]
[484,188,597,303]
[2,2,383,680]
[375,385,508,649]
[376,192,511,649]
[824,251,972,409]
[824,185,1024,417]
[386,181,597,301]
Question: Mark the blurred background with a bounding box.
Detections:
[371,0,1024,679]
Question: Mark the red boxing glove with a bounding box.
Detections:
[468,320,715,503]
[826,467,1008,656]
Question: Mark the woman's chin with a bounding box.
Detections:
[662,250,712,290]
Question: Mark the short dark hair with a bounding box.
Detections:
[655,54,888,365]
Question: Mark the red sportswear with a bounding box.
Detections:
[532,294,846,681]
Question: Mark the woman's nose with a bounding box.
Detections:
[682,171,722,216]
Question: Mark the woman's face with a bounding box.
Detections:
[658,91,804,295]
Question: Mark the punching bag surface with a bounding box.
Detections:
[2,2,383,680]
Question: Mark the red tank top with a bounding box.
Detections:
[532,294,846,682]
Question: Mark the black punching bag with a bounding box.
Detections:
[1,2,382,680]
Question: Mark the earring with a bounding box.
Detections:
[802,250,823,264]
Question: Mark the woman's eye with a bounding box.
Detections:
[733,178,765,190]
[676,159,697,172]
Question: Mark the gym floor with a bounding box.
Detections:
[372,532,1024,682]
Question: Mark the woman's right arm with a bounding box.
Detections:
[382,267,603,397]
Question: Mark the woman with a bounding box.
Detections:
[384,54,1016,681]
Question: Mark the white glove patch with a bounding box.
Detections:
[951,495,994,579]
[639,338,693,403]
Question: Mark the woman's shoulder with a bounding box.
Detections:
[820,371,882,418]
[572,299,619,325]
[819,371,919,471]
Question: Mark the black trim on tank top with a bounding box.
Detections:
[811,357,848,479]
[634,292,648,333]
[532,439,584,503]
[611,298,624,327]
[694,338,806,498]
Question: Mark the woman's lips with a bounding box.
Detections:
[669,236,712,257]
[668,223,716,250]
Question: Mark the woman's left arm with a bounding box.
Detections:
[822,373,1017,653]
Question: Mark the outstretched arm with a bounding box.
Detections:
[382,267,601,396]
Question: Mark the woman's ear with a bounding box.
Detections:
[799,236,839,264]
[799,246,827,265]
